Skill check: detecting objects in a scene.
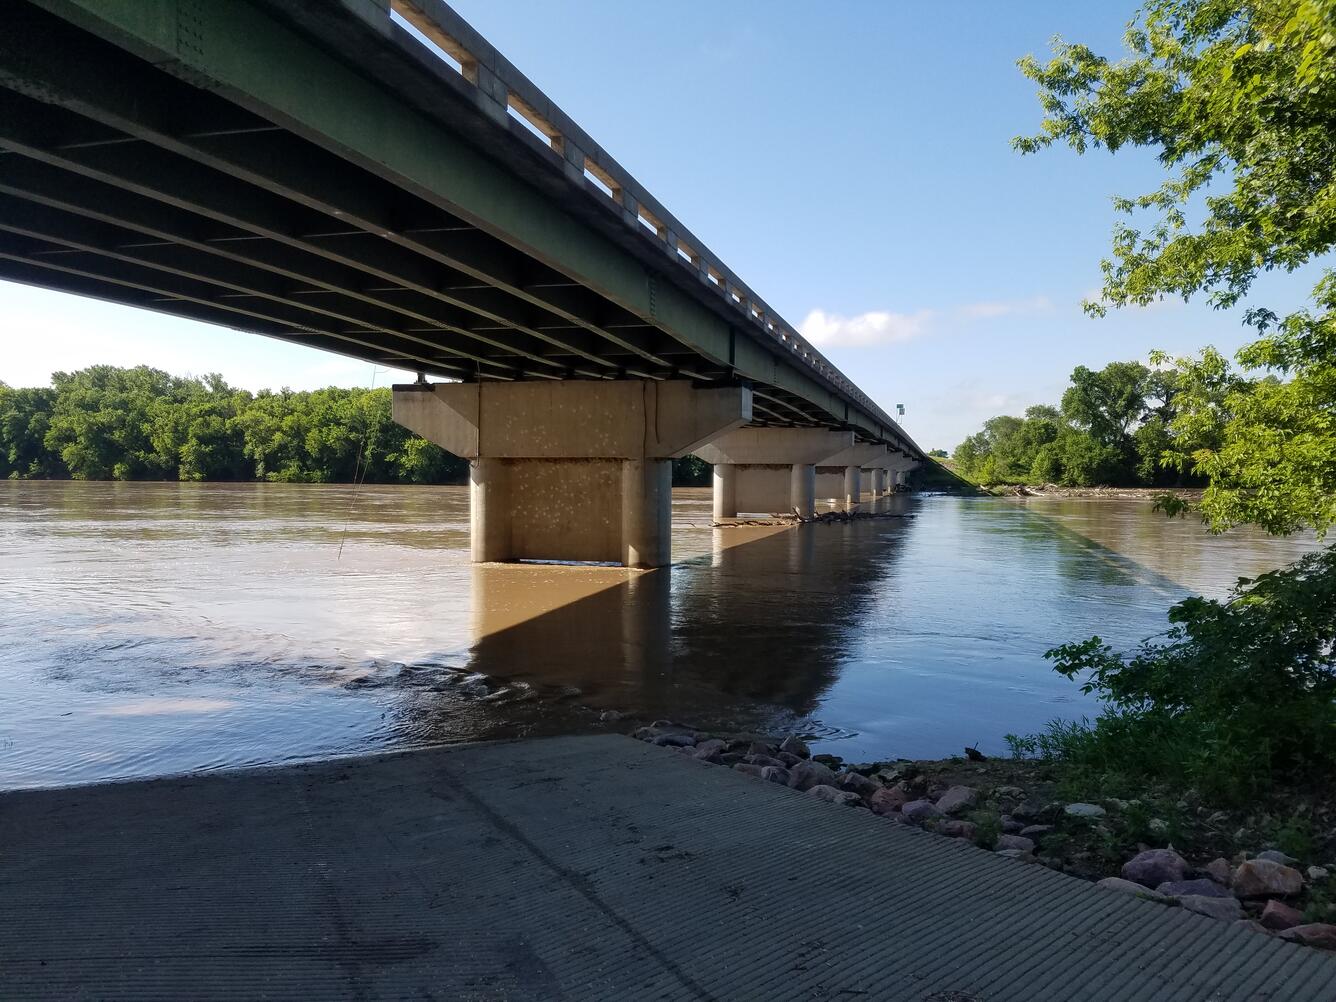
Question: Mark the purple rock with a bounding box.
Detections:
[1156,878,1230,899]
[1121,848,1187,888]
[901,799,944,823]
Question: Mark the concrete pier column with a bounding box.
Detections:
[694,428,853,517]
[790,463,817,518]
[470,458,511,562]
[870,468,887,496]
[843,466,861,509]
[621,459,671,568]
[883,454,921,491]
[712,463,738,520]
[394,380,750,568]
[816,443,888,507]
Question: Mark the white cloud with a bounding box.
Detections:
[799,308,934,348]
[798,294,1052,349]
[956,295,1052,319]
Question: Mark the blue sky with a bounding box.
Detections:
[0,1,1315,450]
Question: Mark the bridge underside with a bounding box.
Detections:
[0,1,873,434]
[1,0,922,566]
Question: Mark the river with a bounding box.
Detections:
[0,481,1321,789]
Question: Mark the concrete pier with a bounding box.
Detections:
[395,380,749,567]
[868,467,889,496]
[814,443,886,507]
[4,735,1334,1000]
[695,428,852,518]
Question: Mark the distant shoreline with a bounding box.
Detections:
[987,485,1205,501]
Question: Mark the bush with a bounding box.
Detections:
[1012,547,1336,803]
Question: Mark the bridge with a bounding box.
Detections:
[0,0,922,567]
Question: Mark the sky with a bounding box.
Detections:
[0,1,1317,450]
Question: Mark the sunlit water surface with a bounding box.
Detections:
[0,482,1321,788]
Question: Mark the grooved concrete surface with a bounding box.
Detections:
[3,735,1335,1000]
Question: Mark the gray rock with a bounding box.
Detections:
[777,751,803,767]
[778,735,810,759]
[995,834,1035,853]
[995,849,1037,863]
[1000,815,1025,834]
[744,754,786,769]
[732,763,765,779]
[599,710,624,722]
[1096,877,1173,904]
[901,799,944,823]
[935,819,978,840]
[836,772,881,798]
[993,785,1025,799]
[1156,879,1229,899]
[1177,895,1243,922]
[807,784,862,807]
[1019,824,1054,839]
[1202,857,1233,886]
[747,740,776,757]
[1064,802,1106,819]
[1233,859,1304,899]
[1122,848,1188,888]
[693,738,727,761]
[935,785,978,815]
[760,766,790,785]
[651,733,696,748]
[1308,865,1330,882]
[786,759,837,792]
[1256,849,1297,866]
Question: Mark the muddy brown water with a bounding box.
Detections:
[0,481,1321,789]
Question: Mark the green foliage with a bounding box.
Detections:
[671,454,711,486]
[2,366,474,485]
[1016,0,1336,537]
[0,382,60,478]
[1011,0,1336,809]
[1038,547,1336,802]
[928,448,949,458]
[952,361,1192,486]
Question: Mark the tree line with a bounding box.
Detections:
[951,357,1228,488]
[0,364,714,485]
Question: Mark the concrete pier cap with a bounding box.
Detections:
[693,427,854,519]
[393,380,752,568]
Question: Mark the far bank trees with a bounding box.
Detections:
[951,359,1200,487]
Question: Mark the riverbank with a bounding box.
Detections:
[989,484,1206,500]
[631,721,1336,951]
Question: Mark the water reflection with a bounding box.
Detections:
[0,481,1320,788]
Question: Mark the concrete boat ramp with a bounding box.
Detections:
[3,735,1334,1000]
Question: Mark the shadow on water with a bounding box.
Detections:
[413,496,916,742]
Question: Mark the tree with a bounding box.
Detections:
[0,383,62,478]
[45,365,184,480]
[1016,0,1336,536]
[1060,361,1149,460]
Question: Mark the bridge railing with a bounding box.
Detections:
[383,0,901,439]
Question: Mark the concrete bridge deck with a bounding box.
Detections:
[4,734,1334,1000]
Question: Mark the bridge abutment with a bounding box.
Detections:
[695,428,852,519]
[395,380,750,567]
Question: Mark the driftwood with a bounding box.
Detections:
[711,508,912,529]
